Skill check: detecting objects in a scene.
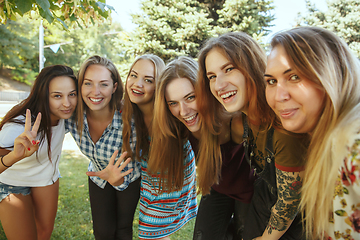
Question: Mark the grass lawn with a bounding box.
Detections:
[0,150,196,240]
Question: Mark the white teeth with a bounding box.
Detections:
[220,91,237,99]
[90,98,102,102]
[184,114,196,122]
[132,89,143,94]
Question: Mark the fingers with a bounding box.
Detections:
[109,150,118,166]
[86,171,99,177]
[24,109,31,131]
[115,151,129,168]
[121,168,133,177]
[31,112,41,133]
[118,157,132,170]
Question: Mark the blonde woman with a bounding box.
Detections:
[265,26,360,239]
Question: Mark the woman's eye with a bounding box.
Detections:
[145,79,153,84]
[101,83,109,87]
[70,92,77,97]
[208,75,216,81]
[266,79,277,85]
[290,74,300,81]
[130,74,137,78]
[83,82,91,86]
[225,67,234,73]
[187,95,195,101]
[53,94,61,98]
[168,102,177,107]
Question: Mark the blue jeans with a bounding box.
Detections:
[0,182,31,202]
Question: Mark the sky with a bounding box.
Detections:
[106,0,328,43]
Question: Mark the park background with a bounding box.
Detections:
[0,0,359,239]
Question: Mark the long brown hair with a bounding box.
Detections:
[270,26,360,239]
[122,54,165,160]
[76,55,123,137]
[0,65,77,160]
[148,56,198,192]
[196,31,272,194]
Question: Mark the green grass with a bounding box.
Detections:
[0,150,196,239]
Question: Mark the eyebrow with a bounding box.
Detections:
[206,62,233,76]
[131,70,154,79]
[50,89,77,94]
[83,78,111,82]
[184,91,195,99]
[264,68,292,77]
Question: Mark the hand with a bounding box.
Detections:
[12,109,41,161]
[86,150,133,186]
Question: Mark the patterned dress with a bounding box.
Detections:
[138,140,198,239]
[328,132,360,239]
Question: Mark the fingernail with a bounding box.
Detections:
[32,140,36,145]
[28,148,31,151]
[36,141,40,145]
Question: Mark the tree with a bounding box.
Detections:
[0,0,113,28]
[298,0,360,57]
[124,0,274,61]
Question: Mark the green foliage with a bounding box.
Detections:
[125,0,274,61]
[0,0,113,29]
[0,20,37,71]
[298,0,360,57]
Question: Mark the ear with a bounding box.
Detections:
[113,82,118,94]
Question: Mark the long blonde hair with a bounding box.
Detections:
[76,55,123,137]
[196,31,272,194]
[122,54,165,160]
[270,26,360,239]
[148,56,198,193]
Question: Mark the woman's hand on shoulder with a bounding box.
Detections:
[12,109,41,161]
[86,150,133,186]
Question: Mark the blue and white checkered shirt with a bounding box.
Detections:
[65,110,140,191]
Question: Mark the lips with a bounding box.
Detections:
[61,109,73,114]
[183,113,198,126]
[131,89,144,95]
[278,108,298,119]
[89,97,103,103]
[219,90,237,101]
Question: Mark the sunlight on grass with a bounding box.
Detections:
[0,150,197,239]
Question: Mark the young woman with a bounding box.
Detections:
[197,31,309,240]
[121,54,197,240]
[265,26,360,240]
[0,65,77,240]
[150,55,253,240]
[65,55,140,240]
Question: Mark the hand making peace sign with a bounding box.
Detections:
[12,109,42,160]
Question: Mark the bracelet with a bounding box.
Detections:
[1,155,12,168]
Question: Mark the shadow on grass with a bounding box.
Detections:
[0,150,197,239]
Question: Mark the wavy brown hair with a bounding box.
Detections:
[270,26,360,239]
[0,65,77,161]
[76,55,123,137]
[196,31,273,194]
[148,56,198,193]
[122,54,165,160]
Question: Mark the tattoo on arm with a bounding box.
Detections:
[266,168,302,234]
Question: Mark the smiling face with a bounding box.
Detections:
[205,48,248,113]
[81,64,117,113]
[165,77,200,133]
[126,59,156,107]
[49,76,77,125]
[265,45,325,134]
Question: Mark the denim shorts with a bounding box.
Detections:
[0,182,31,202]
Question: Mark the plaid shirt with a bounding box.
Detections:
[65,110,140,191]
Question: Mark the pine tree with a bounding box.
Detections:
[299,0,360,57]
[124,0,274,61]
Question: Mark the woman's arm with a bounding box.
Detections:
[255,169,303,240]
[0,109,41,173]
